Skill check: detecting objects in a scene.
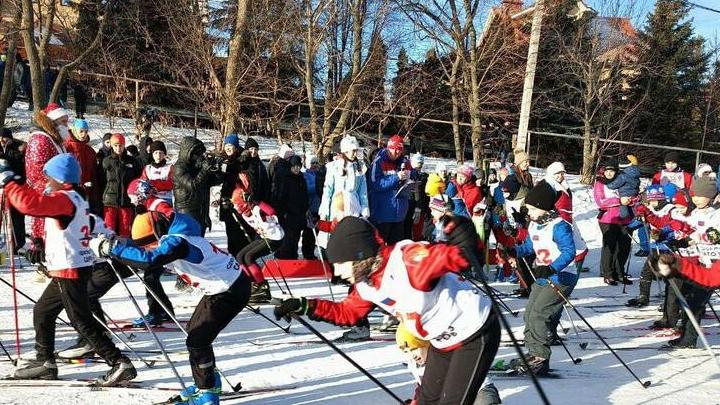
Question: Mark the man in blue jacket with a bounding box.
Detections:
[508,183,576,376]
[369,135,412,244]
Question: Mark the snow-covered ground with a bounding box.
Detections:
[0,102,719,404]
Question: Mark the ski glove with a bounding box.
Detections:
[0,170,18,188]
[442,215,479,256]
[656,254,678,278]
[273,297,311,322]
[89,235,117,258]
[533,265,555,279]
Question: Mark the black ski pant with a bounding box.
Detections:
[224,214,255,258]
[662,278,684,328]
[236,238,283,268]
[276,225,302,259]
[187,274,251,389]
[34,269,123,365]
[418,313,500,405]
[143,265,175,319]
[677,281,713,345]
[301,226,317,260]
[599,223,631,280]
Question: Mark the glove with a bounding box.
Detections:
[534,265,555,279]
[0,170,18,188]
[89,235,116,258]
[502,221,517,237]
[707,227,720,245]
[634,204,649,218]
[412,208,421,224]
[273,297,310,322]
[511,207,527,227]
[220,197,234,211]
[442,215,480,255]
[656,254,678,278]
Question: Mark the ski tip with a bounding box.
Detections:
[642,381,652,388]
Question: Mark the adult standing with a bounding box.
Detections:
[102,134,142,237]
[218,134,249,257]
[269,144,294,215]
[0,129,26,251]
[276,155,309,259]
[502,149,534,226]
[302,156,324,259]
[242,137,270,203]
[24,103,69,265]
[405,153,429,241]
[65,119,101,215]
[368,134,412,244]
[173,136,220,236]
[593,160,632,285]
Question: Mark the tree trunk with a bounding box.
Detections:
[463,0,482,167]
[222,0,249,136]
[0,6,22,128]
[20,0,45,114]
[516,0,544,151]
[581,119,594,184]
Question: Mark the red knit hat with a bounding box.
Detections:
[387,135,404,152]
[110,133,126,146]
[671,191,689,207]
[43,103,68,121]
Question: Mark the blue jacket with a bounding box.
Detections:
[606,165,641,198]
[110,213,205,270]
[514,219,577,286]
[304,170,321,215]
[445,181,469,218]
[369,149,411,224]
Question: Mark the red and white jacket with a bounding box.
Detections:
[308,241,492,351]
[5,182,92,279]
[652,169,692,191]
[140,162,174,202]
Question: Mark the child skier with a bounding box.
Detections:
[0,154,136,385]
[139,140,173,204]
[273,216,500,404]
[606,155,641,219]
[506,184,576,375]
[92,210,252,405]
[231,175,285,303]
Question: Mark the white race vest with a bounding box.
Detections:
[355,241,492,350]
[167,234,241,295]
[242,206,284,241]
[143,165,173,201]
[678,207,720,266]
[529,216,577,275]
[44,190,95,271]
[658,170,686,189]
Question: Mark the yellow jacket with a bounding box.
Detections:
[425,173,446,197]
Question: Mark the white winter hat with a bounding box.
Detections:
[278,144,295,160]
[546,161,566,176]
[696,163,714,177]
[410,153,424,167]
[340,135,360,153]
[435,163,447,174]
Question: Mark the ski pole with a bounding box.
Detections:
[553,327,582,365]
[106,263,194,401]
[706,300,720,324]
[462,248,551,405]
[89,311,156,369]
[0,275,72,326]
[564,306,588,350]
[0,339,13,363]
[119,263,243,392]
[308,221,335,301]
[258,235,293,296]
[246,304,291,334]
[547,279,651,388]
[293,316,405,404]
[464,274,518,317]
[3,201,21,359]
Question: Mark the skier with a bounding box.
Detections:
[506,184,576,375]
[92,210,251,405]
[231,178,285,303]
[0,154,136,385]
[273,216,500,404]
[139,140,174,204]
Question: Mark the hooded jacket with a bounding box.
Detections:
[25,111,67,240]
[607,165,641,198]
[65,131,101,212]
[172,137,219,230]
[102,150,142,207]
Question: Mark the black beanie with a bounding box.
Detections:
[245,137,259,149]
[664,151,679,163]
[524,183,558,211]
[1,128,12,139]
[103,132,113,142]
[603,158,618,171]
[149,140,167,155]
[288,155,303,168]
[327,217,381,263]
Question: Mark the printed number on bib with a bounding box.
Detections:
[535,249,552,266]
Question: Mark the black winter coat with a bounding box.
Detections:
[0,141,25,180]
[102,152,142,207]
[278,171,309,231]
[172,137,220,230]
[270,157,291,215]
[137,136,153,167]
[243,154,270,203]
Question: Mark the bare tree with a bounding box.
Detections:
[0,2,22,128]
[20,0,58,113]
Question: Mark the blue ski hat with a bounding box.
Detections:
[43,153,81,184]
[74,119,89,132]
[224,133,240,148]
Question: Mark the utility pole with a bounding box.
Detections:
[515,0,544,152]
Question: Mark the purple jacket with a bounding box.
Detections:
[594,180,631,225]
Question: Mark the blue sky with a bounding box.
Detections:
[626,0,718,43]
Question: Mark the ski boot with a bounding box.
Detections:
[377,315,400,332]
[662,336,697,349]
[96,356,136,386]
[650,319,671,330]
[178,372,222,402]
[335,325,371,342]
[603,277,618,286]
[512,355,549,376]
[626,295,649,308]
[132,313,164,328]
[179,390,219,405]
[248,281,271,304]
[13,358,58,380]
[57,340,94,359]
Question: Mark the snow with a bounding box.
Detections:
[1,102,719,404]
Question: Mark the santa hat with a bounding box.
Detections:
[387,135,404,152]
[43,103,68,121]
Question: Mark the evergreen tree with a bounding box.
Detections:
[633,0,708,145]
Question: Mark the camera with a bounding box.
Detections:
[202,152,225,172]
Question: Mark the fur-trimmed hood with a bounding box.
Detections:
[33,110,63,145]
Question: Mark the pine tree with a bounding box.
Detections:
[633,0,708,146]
